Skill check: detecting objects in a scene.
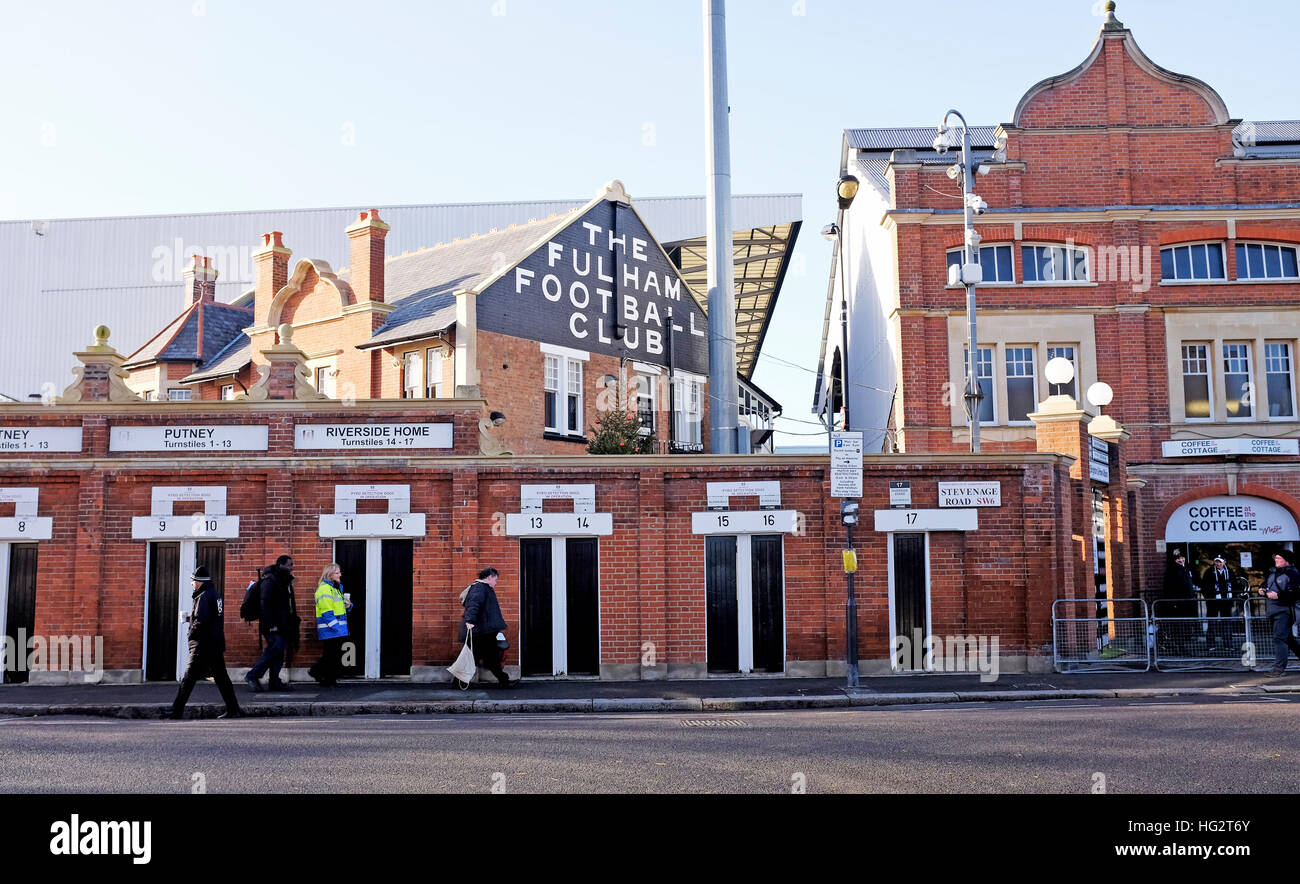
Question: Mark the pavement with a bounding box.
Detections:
[2,667,1300,718]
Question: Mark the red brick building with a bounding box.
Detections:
[121,182,789,456]
[820,3,1300,606]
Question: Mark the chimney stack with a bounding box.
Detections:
[253,231,291,327]
[184,255,218,305]
[345,209,390,303]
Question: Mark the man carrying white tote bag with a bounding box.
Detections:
[449,567,519,689]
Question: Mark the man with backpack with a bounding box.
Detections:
[243,555,298,692]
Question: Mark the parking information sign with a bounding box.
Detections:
[830,431,863,498]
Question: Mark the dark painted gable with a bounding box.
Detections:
[476,200,709,375]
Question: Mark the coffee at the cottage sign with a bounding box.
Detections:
[938,482,1002,508]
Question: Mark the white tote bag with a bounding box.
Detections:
[447,632,477,688]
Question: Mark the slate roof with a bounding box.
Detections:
[181,333,251,383]
[124,300,252,367]
[360,211,578,349]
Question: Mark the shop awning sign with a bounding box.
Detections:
[1162,438,1299,457]
[1165,495,1300,542]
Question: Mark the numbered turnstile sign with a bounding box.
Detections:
[0,488,53,540]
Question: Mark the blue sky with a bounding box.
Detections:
[2,0,1297,445]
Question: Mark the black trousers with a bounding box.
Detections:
[470,630,510,684]
[310,636,347,684]
[172,640,241,715]
[1271,608,1300,671]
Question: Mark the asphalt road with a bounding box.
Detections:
[4,695,1300,794]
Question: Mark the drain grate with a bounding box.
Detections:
[681,718,747,728]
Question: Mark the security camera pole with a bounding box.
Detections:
[937,110,986,453]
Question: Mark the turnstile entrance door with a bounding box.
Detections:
[892,532,928,670]
[519,536,600,677]
[146,541,226,681]
[333,538,413,678]
[3,544,38,684]
[705,534,785,674]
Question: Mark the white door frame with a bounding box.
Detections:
[0,542,10,659]
[515,535,603,677]
[700,533,789,675]
[886,531,932,672]
[133,487,238,680]
[320,485,425,680]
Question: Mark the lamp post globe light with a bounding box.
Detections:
[1087,381,1114,411]
[1044,356,1075,390]
[937,110,989,453]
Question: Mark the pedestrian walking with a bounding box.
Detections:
[457,567,517,689]
[164,566,242,719]
[1258,549,1300,675]
[244,555,298,692]
[308,562,351,687]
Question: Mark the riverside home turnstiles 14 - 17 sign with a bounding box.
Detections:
[475,199,710,375]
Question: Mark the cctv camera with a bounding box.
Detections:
[932,135,948,154]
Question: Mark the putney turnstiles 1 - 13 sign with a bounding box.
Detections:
[476,200,710,375]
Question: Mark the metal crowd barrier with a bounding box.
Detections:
[1052,598,1151,673]
[1116,596,1299,673]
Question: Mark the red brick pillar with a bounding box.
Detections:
[244,324,325,402]
[449,467,481,665]
[59,325,140,404]
[638,470,667,680]
[1029,398,1093,602]
[1090,416,1133,602]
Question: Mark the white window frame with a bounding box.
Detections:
[1264,341,1298,421]
[1160,241,1227,283]
[167,388,192,402]
[634,373,657,436]
[1003,344,1038,425]
[1222,341,1255,422]
[672,372,705,447]
[425,347,450,399]
[1180,342,1214,423]
[1235,241,1300,281]
[541,344,589,436]
[219,384,235,401]
[963,345,997,426]
[401,350,421,399]
[945,244,1015,286]
[1020,243,1091,285]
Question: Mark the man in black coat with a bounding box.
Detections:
[1162,549,1198,617]
[1258,549,1300,675]
[165,566,242,719]
[459,567,516,688]
[244,555,297,692]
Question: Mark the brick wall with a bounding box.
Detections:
[0,402,1072,678]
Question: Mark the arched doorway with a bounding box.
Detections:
[1164,495,1299,590]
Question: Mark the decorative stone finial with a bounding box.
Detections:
[93,325,111,348]
[277,323,293,345]
[599,180,631,205]
[1102,1,1124,30]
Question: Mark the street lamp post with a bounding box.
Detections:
[936,110,988,453]
[823,173,861,688]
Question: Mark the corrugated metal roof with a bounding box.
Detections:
[1249,121,1300,143]
[846,126,999,151]
[0,193,801,398]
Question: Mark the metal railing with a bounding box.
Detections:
[1052,598,1151,672]
[1052,595,1300,673]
